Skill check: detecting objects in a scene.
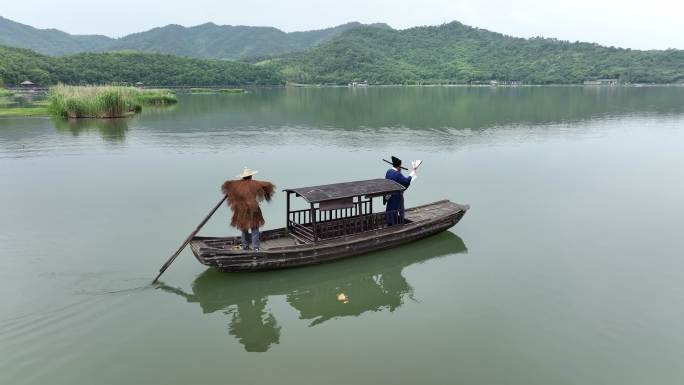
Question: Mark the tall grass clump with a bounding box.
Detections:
[49,85,141,118]
[48,85,176,118]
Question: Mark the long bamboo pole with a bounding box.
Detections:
[152,196,226,283]
[382,158,409,170]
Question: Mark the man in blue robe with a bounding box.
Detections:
[385,156,417,225]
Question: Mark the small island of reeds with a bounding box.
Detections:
[48,85,177,118]
[189,88,246,94]
[219,88,246,93]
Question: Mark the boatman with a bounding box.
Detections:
[221,168,276,251]
[384,156,418,225]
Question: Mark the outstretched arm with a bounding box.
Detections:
[259,181,276,202]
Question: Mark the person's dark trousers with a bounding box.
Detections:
[241,227,261,250]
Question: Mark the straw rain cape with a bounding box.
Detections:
[221,180,276,230]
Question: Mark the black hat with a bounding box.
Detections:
[391,156,402,167]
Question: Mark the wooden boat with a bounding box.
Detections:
[189,178,469,272]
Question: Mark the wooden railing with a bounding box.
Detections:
[289,221,314,244]
[288,200,372,225]
[287,204,404,243]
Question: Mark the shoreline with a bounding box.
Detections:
[1,83,682,118]
[0,107,49,117]
[285,83,684,88]
[5,83,683,93]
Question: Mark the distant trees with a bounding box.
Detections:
[0,46,285,86]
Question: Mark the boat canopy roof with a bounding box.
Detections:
[285,178,405,203]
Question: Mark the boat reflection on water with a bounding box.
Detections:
[157,231,467,352]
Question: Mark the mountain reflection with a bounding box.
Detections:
[148,87,684,132]
[38,87,684,144]
[157,231,467,352]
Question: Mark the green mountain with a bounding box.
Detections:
[0,45,283,86]
[0,16,389,59]
[0,16,112,56]
[2,17,682,85]
[109,22,390,59]
[271,22,684,84]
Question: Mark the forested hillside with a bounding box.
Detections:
[2,17,683,85]
[108,22,390,59]
[0,16,387,59]
[271,22,684,84]
[0,46,283,86]
[0,16,112,56]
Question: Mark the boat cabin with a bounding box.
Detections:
[284,178,407,243]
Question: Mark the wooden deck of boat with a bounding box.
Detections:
[404,200,468,222]
[197,200,466,252]
[196,231,297,251]
[262,236,298,249]
[258,201,465,250]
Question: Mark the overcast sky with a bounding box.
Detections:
[3,0,682,49]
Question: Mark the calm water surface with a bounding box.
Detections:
[1,87,684,385]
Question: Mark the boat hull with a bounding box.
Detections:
[189,200,468,272]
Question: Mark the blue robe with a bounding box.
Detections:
[385,168,412,225]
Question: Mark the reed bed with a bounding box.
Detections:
[188,88,245,93]
[137,89,178,105]
[48,85,177,118]
[189,88,214,93]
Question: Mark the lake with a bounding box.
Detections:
[1,86,684,385]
